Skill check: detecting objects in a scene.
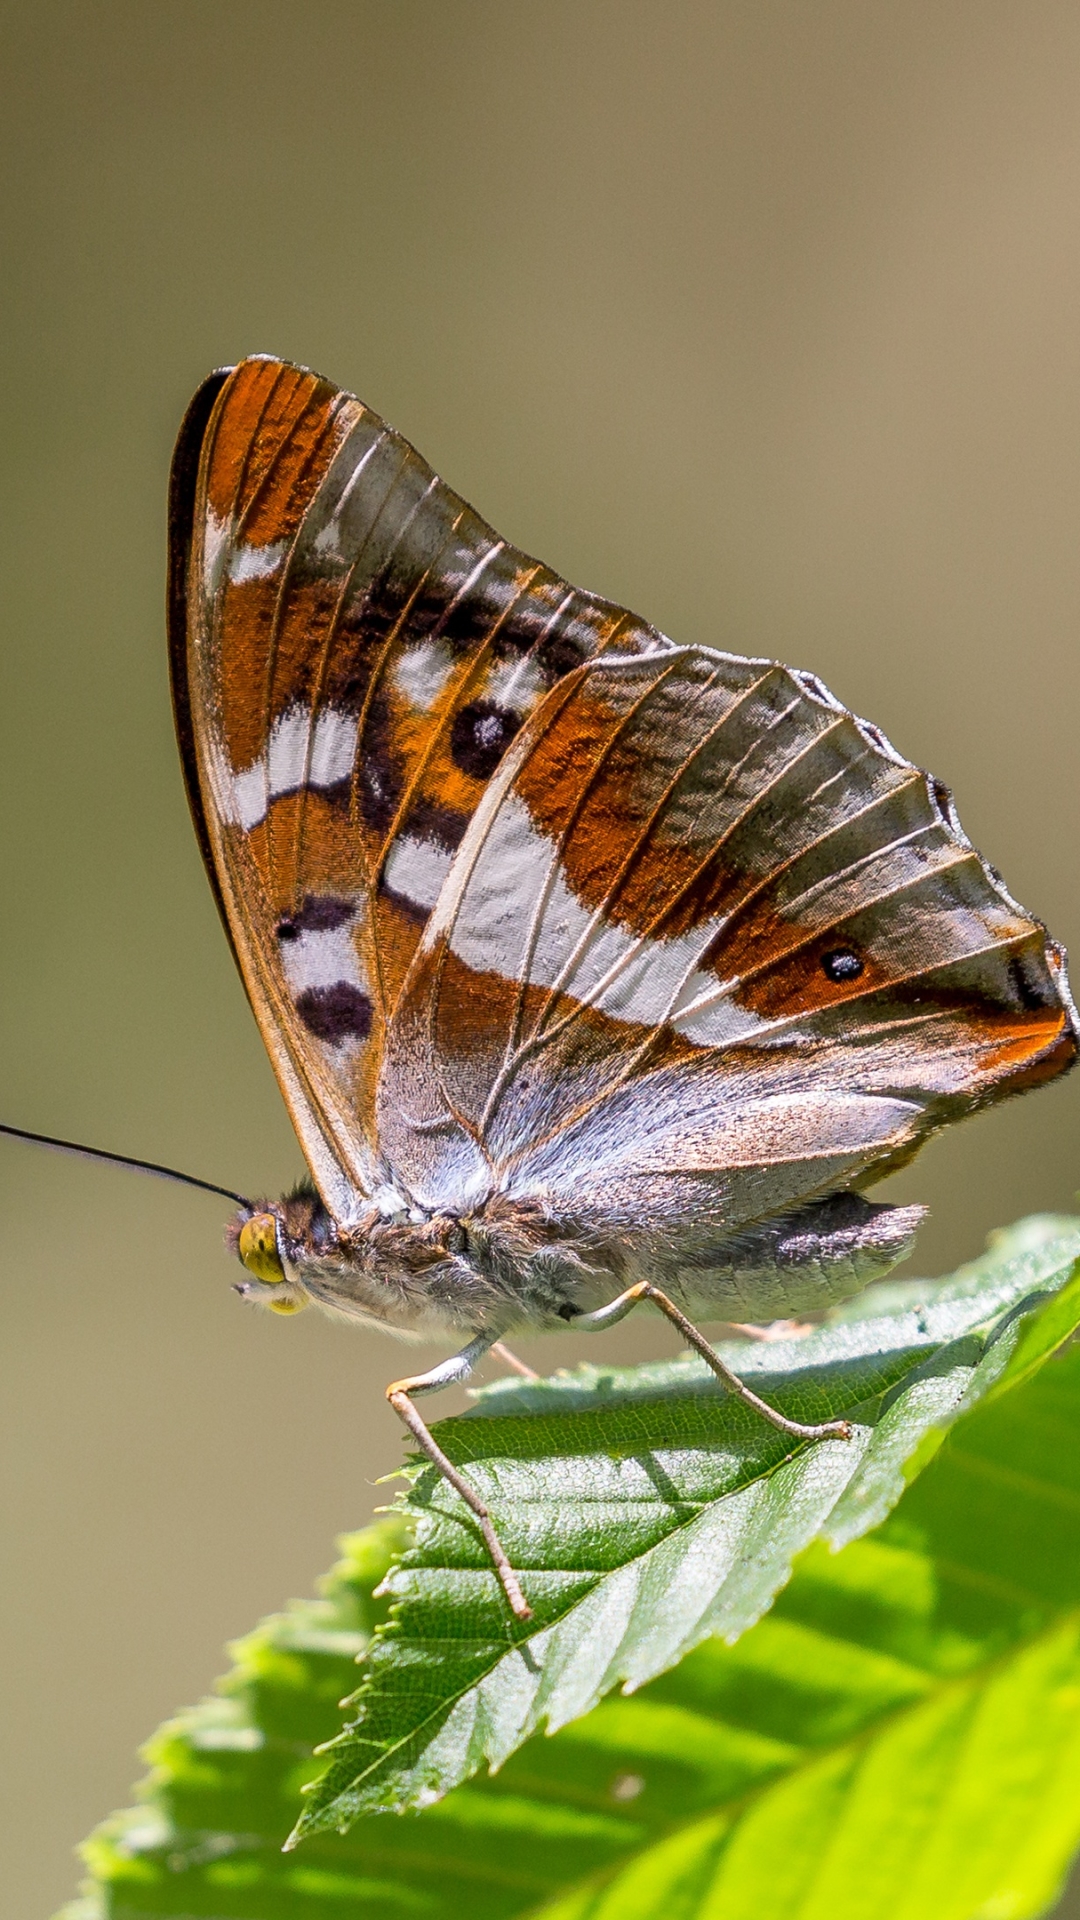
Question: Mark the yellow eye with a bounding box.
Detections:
[238,1213,285,1285]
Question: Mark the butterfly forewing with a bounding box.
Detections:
[170,355,672,1215]
[380,646,1076,1223]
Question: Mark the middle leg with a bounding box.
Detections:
[570,1282,852,1443]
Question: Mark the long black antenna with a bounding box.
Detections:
[0,1123,250,1208]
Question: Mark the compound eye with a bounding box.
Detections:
[238,1213,285,1284]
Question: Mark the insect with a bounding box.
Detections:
[7,355,1077,1621]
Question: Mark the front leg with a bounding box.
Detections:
[570,1282,852,1443]
[386,1332,532,1621]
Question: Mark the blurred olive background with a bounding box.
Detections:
[4,3,1080,1911]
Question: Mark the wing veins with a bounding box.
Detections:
[682,764,925,961]
[749,817,947,928]
[488,678,817,1077]
[260,393,356,886]
[470,683,941,1138]
[719,922,1043,1044]
[288,451,436,908]
[701,842,987,1004]
[349,512,519,1023]
[552,705,889,1041]
[480,657,695,1135]
[368,546,533,897]
[523,664,784,1046]
[350,573,441,1020]
[197,373,343,1125]
[232,367,316,542]
[420,672,588,1136]
[479,668,836,1131]
[480,841,1033,1174]
[493,925,1050,1175]
[286,429,393,902]
[204,363,288,544]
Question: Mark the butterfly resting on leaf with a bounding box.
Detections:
[164,355,1077,1621]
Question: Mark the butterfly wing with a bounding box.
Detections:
[169,356,671,1219]
[380,645,1077,1230]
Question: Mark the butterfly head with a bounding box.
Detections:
[228,1183,332,1315]
[231,1210,302,1313]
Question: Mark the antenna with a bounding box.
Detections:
[0,1123,250,1208]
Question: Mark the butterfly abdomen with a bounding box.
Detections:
[630,1193,928,1324]
[478,1189,928,1330]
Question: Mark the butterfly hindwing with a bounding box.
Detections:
[380,645,1076,1224]
[169,356,671,1217]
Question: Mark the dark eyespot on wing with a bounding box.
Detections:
[450,701,523,780]
[295,983,373,1043]
[821,948,864,983]
[277,894,355,940]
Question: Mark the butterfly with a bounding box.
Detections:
[166,352,1077,1620]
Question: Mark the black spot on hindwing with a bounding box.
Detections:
[295,983,373,1043]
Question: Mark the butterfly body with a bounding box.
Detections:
[232,1184,928,1339]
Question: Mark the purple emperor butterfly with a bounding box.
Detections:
[17,354,1077,1622]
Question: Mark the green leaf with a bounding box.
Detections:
[62,1213,1080,1920]
[295,1215,1080,1839]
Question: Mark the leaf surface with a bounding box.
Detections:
[298,1216,1080,1836]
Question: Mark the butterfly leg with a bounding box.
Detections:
[386,1334,533,1622]
[571,1283,852,1443]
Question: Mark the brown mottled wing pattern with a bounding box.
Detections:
[381,648,1077,1225]
[169,356,670,1219]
